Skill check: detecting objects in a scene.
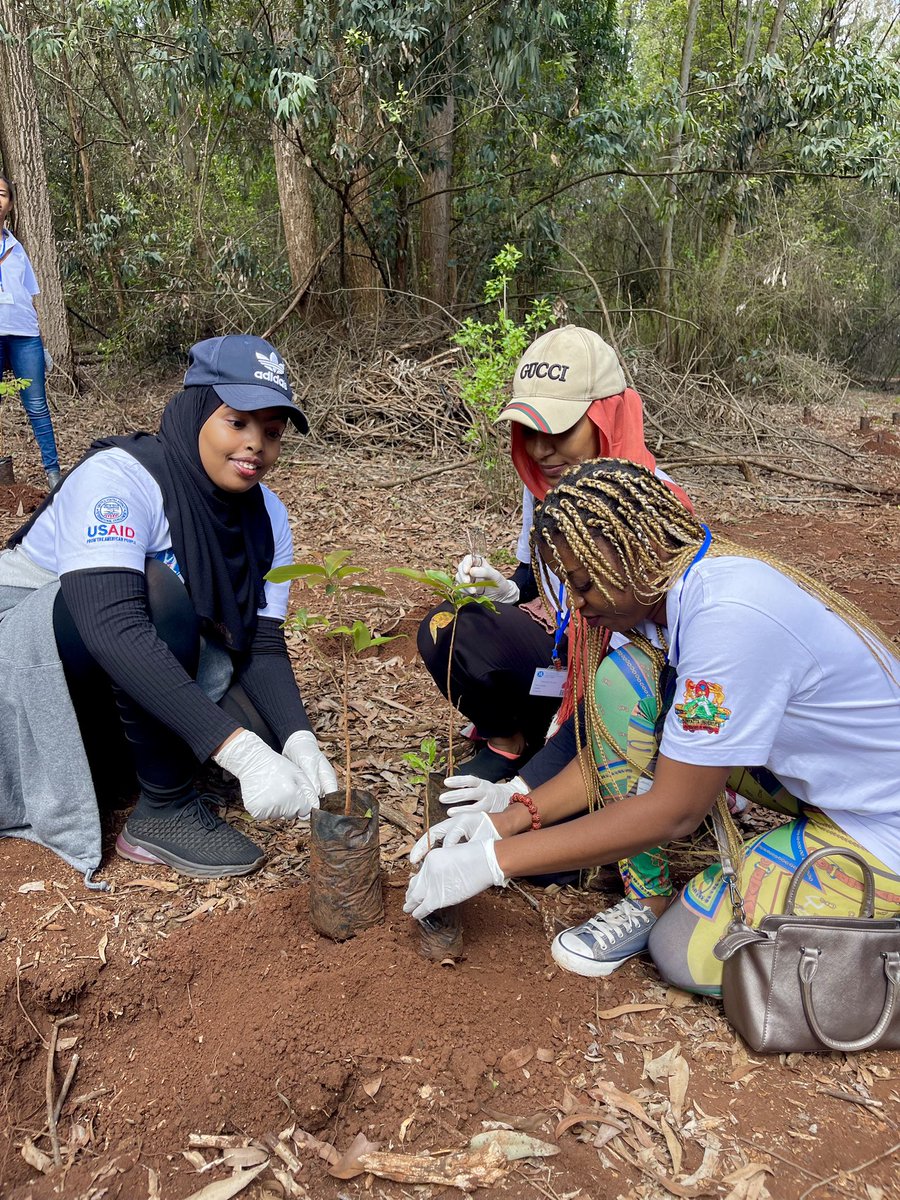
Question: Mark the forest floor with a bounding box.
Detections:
[1,366,899,1200]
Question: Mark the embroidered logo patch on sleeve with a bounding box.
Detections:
[674,678,731,734]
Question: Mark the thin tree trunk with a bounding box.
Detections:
[333,58,381,318]
[0,0,73,374]
[658,0,700,359]
[419,91,454,312]
[272,124,319,292]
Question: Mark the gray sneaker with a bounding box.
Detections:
[551,898,657,977]
[116,793,265,879]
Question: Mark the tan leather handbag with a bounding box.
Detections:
[712,819,900,1054]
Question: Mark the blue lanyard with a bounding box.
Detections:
[0,230,6,290]
[552,583,570,665]
[670,523,712,663]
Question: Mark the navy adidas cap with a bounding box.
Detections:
[184,335,309,434]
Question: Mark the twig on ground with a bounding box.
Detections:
[45,1021,61,1166]
[53,1052,80,1125]
[731,1133,824,1181]
[507,880,540,911]
[370,459,477,489]
[798,1139,900,1200]
[15,953,47,1048]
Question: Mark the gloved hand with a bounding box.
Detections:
[440,773,528,815]
[283,730,338,799]
[213,730,318,820]
[454,555,520,604]
[404,839,507,922]
[410,812,501,864]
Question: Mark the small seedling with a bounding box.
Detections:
[389,566,497,836]
[268,550,398,814]
[0,377,31,458]
[402,736,446,788]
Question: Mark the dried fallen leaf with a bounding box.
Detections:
[481,1106,553,1134]
[21,1137,52,1173]
[668,1057,690,1124]
[58,1036,79,1051]
[723,1164,774,1184]
[357,1140,509,1190]
[398,1114,415,1142]
[18,881,46,894]
[535,1047,555,1062]
[498,1045,534,1073]
[556,1110,626,1138]
[148,1165,162,1200]
[182,1150,208,1171]
[176,898,222,922]
[223,1147,269,1169]
[97,932,109,965]
[665,987,696,1008]
[590,1080,660,1132]
[180,1164,267,1200]
[327,1131,381,1179]
[596,1002,665,1020]
[292,1126,341,1167]
[468,1130,558,1160]
[121,878,180,892]
[362,1073,383,1098]
[661,1116,682,1177]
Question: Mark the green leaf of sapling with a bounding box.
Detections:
[265,563,327,583]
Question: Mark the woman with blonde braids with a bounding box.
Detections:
[405,459,900,991]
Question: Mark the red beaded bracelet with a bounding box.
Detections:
[509,792,542,830]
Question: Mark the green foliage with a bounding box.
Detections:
[402,736,445,787]
[269,551,397,652]
[451,245,552,473]
[0,377,31,400]
[386,567,498,615]
[0,377,30,456]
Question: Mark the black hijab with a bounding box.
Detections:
[10,386,275,652]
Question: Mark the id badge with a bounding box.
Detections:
[0,291,14,304]
[530,666,567,698]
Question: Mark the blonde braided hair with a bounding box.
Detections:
[532,458,898,811]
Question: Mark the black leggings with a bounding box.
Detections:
[416,600,565,747]
[52,560,276,808]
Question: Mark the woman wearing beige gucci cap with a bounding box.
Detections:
[417,327,692,827]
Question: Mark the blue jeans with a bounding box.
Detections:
[0,334,59,471]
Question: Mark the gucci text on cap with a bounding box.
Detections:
[497,326,626,434]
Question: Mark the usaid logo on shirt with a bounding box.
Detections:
[254,350,288,391]
[87,496,135,543]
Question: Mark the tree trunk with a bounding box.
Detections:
[0,0,73,374]
[272,123,319,292]
[333,59,381,318]
[419,91,454,313]
[658,0,700,359]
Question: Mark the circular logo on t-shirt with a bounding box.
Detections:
[94,496,129,523]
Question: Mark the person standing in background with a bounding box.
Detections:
[0,173,62,490]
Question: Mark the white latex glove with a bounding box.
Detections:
[283,730,338,799]
[404,839,507,921]
[213,730,318,820]
[454,554,519,604]
[410,812,501,864]
[440,773,528,815]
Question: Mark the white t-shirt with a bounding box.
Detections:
[661,555,900,872]
[0,230,41,337]
[19,448,293,621]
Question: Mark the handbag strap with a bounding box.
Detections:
[711,794,748,924]
[784,845,875,917]
[712,801,878,924]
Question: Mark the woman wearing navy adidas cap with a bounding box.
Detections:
[0,334,336,884]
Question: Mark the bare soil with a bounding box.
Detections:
[1,383,899,1200]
